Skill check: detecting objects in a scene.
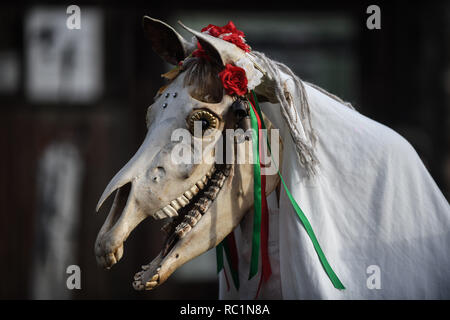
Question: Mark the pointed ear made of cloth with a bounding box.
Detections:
[142,16,195,65]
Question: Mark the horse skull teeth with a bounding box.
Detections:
[190,185,200,194]
[177,195,190,207]
[215,171,224,178]
[151,274,159,281]
[154,210,166,219]
[211,178,224,188]
[145,281,158,289]
[133,281,144,291]
[188,209,202,220]
[196,180,205,190]
[198,197,211,207]
[134,271,144,280]
[170,200,181,211]
[205,187,220,200]
[184,190,194,200]
[195,198,212,213]
[108,164,231,289]
[156,167,222,221]
[184,215,197,227]
[223,169,231,176]
[163,205,178,217]
[175,222,192,238]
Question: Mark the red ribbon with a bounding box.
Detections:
[249,95,272,297]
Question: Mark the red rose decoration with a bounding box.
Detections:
[198,21,249,54]
[220,21,245,37]
[201,21,245,38]
[201,24,223,37]
[219,64,248,96]
[221,33,250,52]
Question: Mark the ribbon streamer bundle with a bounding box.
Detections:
[216,91,345,297]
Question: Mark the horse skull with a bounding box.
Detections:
[95,17,280,291]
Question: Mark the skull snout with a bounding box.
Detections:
[95,183,147,269]
[95,120,200,269]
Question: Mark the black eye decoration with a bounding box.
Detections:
[188,110,219,135]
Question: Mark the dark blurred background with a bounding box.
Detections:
[0,0,449,299]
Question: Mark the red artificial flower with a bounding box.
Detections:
[197,21,250,60]
[220,21,245,37]
[219,64,248,96]
[201,24,224,37]
[221,33,250,52]
[201,21,245,38]
[201,21,246,42]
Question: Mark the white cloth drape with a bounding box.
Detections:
[219,83,450,299]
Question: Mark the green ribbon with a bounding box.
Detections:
[248,98,262,280]
[223,240,240,290]
[216,239,240,290]
[250,91,345,290]
[216,91,345,292]
[216,242,224,273]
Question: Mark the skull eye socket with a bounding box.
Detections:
[188,110,219,135]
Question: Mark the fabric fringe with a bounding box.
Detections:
[251,52,355,177]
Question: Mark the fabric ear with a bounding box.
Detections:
[142,16,194,65]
